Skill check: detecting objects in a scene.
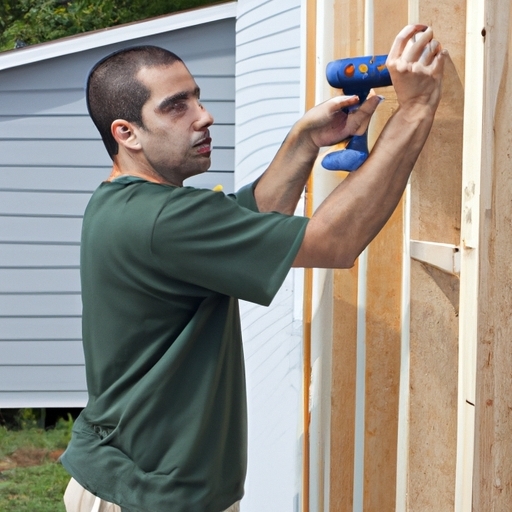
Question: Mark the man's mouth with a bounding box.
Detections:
[194,134,212,155]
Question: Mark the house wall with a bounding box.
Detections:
[0,17,236,408]
[235,0,303,511]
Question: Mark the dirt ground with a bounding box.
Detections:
[0,447,64,472]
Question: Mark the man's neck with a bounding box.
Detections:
[107,160,182,186]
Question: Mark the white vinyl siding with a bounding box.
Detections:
[235,1,303,511]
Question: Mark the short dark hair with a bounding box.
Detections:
[86,46,183,159]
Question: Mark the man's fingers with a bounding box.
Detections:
[387,24,428,60]
[419,39,441,66]
[349,94,382,135]
[402,26,435,63]
[328,94,360,113]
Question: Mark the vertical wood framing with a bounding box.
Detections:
[472,0,512,509]
[302,0,317,510]
[454,0,484,509]
[363,1,407,510]
[329,1,365,511]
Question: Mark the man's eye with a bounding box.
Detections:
[169,102,187,113]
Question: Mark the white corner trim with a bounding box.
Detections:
[410,240,461,275]
[0,2,237,71]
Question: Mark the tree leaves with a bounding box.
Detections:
[0,0,229,51]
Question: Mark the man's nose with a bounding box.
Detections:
[196,103,214,129]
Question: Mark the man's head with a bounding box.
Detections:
[86,46,214,185]
[87,46,182,159]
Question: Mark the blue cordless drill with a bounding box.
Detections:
[322,54,392,171]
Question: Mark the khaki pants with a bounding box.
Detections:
[64,478,241,512]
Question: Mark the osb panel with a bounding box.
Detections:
[409,260,459,511]
[410,1,466,245]
[473,0,512,507]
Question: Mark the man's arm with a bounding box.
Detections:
[291,25,447,268]
[254,94,382,215]
[255,24,446,268]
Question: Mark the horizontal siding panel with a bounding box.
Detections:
[237,125,290,157]
[0,140,110,166]
[0,191,91,216]
[207,101,235,125]
[0,390,87,408]
[236,28,300,63]
[0,317,81,340]
[0,90,85,116]
[0,244,80,267]
[237,0,299,32]
[211,148,234,171]
[237,113,299,139]
[2,340,84,365]
[236,97,300,124]
[0,268,80,293]
[0,57,89,91]
[179,53,236,77]
[0,116,99,140]
[236,145,282,172]
[0,217,82,243]
[211,124,234,147]
[0,365,86,391]
[0,140,233,170]
[236,47,300,75]
[237,83,301,106]
[196,76,235,101]
[237,9,300,46]
[237,67,300,88]
[0,294,81,316]
[0,167,109,191]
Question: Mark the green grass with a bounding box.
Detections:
[0,463,69,511]
[0,414,72,512]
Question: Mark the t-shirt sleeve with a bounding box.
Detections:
[228,182,259,212]
[150,186,309,306]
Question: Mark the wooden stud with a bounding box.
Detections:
[472,0,512,509]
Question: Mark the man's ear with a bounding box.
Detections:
[111,119,141,151]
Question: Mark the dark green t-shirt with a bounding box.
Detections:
[61,177,309,512]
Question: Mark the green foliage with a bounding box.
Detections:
[0,0,229,51]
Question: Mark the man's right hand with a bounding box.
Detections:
[387,25,446,116]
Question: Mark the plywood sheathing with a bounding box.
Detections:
[408,0,466,509]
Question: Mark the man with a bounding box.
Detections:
[61,24,446,512]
